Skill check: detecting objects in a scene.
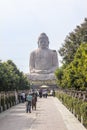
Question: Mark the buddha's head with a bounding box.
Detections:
[38,33,49,49]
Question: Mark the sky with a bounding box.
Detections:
[0,0,87,73]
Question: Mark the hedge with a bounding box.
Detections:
[56,92,87,128]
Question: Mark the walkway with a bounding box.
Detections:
[0,97,86,130]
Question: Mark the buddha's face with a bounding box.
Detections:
[38,38,49,49]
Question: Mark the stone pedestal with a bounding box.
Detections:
[26,73,57,88]
[28,73,56,80]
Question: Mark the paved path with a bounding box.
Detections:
[0,97,86,130]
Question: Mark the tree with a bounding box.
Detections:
[59,18,87,65]
[72,43,87,90]
[0,60,30,91]
[55,67,63,87]
[56,43,87,90]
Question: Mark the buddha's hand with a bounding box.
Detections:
[30,69,44,74]
[35,69,53,74]
[35,69,47,74]
[30,68,53,74]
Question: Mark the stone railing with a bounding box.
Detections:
[62,89,87,101]
[0,90,29,113]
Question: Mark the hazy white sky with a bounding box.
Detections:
[0,0,87,73]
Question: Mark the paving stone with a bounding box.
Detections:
[0,97,86,130]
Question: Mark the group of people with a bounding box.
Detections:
[25,89,48,113]
[39,89,48,98]
[38,89,56,98]
[26,92,37,113]
[20,88,55,113]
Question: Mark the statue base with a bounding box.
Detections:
[28,73,56,80]
[26,73,57,87]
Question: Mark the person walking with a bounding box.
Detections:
[26,93,32,113]
[32,93,37,110]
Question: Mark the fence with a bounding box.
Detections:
[0,90,29,113]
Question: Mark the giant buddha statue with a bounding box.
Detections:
[28,33,58,82]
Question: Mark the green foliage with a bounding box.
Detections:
[55,67,64,87]
[0,93,16,111]
[71,44,87,90]
[59,18,87,64]
[56,92,87,128]
[0,60,30,91]
[56,44,87,90]
[1,95,5,110]
[80,102,87,127]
